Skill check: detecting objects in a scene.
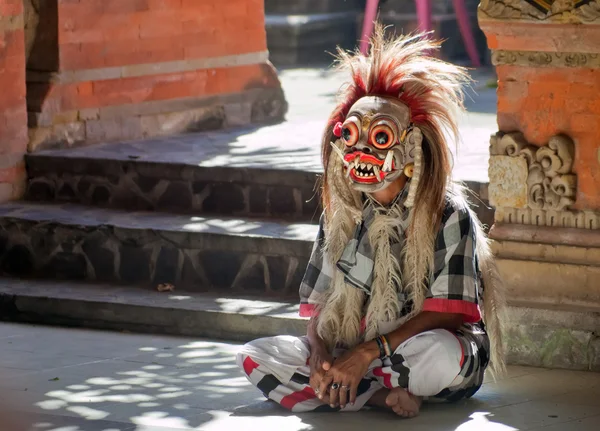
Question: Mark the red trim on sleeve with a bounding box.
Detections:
[422,298,481,323]
[299,303,317,317]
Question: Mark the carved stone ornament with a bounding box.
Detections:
[494,206,600,229]
[479,0,600,24]
[492,50,600,68]
[488,132,600,229]
[490,132,576,211]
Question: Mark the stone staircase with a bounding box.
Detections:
[264,0,361,66]
[1,128,321,297]
[0,126,598,372]
[264,0,489,67]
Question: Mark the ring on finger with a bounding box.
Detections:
[314,388,320,395]
[341,385,350,390]
[330,382,340,390]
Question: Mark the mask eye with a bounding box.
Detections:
[341,121,359,147]
[369,124,396,149]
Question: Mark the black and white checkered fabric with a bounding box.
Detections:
[299,189,484,323]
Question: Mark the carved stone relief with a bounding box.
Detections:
[494,206,600,229]
[479,0,600,23]
[490,132,576,211]
[488,132,599,229]
[575,0,600,23]
[492,51,600,68]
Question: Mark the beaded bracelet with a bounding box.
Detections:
[375,335,392,359]
[380,334,392,357]
[375,337,387,359]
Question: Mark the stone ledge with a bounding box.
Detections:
[0,279,307,342]
[0,279,597,371]
[23,143,490,223]
[265,12,358,65]
[0,202,316,294]
[492,239,600,266]
[490,223,600,247]
[26,51,271,84]
[479,21,600,54]
[27,88,287,151]
[265,0,360,14]
[496,258,600,308]
[25,139,322,221]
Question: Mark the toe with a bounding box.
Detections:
[386,392,398,407]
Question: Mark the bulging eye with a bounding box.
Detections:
[370,124,395,149]
[341,122,359,147]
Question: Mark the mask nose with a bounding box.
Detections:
[353,142,372,154]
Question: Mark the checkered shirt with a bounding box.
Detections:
[299,192,483,324]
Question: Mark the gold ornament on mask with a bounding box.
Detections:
[361,114,374,131]
[403,163,414,178]
[400,129,408,143]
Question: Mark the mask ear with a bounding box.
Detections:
[404,126,423,208]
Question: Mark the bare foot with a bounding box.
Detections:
[368,388,422,418]
[385,388,422,418]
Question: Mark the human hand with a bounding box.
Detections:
[308,346,334,402]
[318,344,377,409]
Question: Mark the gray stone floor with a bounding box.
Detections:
[1,322,599,431]
[33,68,497,184]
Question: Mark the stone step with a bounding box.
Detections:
[0,202,317,296]
[265,0,361,14]
[0,279,306,342]
[25,126,323,222]
[265,12,358,66]
[24,123,494,227]
[0,278,598,371]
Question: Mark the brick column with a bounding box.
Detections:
[0,0,27,202]
[478,1,600,368]
[26,0,287,151]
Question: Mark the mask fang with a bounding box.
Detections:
[330,141,349,167]
[373,165,382,182]
[382,150,394,172]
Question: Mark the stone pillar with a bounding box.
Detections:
[26,0,287,151]
[0,0,28,202]
[479,1,600,368]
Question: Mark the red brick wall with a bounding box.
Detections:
[496,65,600,210]
[0,0,27,202]
[27,0,283,150]
[30,63,280,114]
[57,0,267,71]
[482,22,600,211]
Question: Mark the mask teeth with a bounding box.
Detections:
[373,165,382,182]
[330,141,349,166]
[382,150,394,172]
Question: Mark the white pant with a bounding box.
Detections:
[237,329,486,412]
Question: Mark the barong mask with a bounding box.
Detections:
[332,96,422,195]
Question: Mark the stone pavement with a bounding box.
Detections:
[1,322,599,431]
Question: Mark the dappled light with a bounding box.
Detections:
[1,323,599,430]
[455,412,519,431]
[13,335,264,429]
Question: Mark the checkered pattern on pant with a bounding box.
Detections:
[237,328,488,413]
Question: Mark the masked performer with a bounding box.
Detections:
[237,27,505,418]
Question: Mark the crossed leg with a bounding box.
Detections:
[237,329,484,417]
